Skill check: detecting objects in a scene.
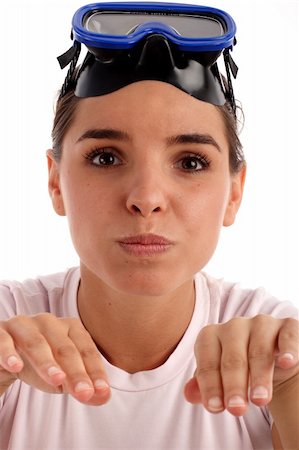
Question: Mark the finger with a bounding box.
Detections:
[220,318,250,416]
[0,326,24,373]
[5,317,66,387]
[43,318,108,404]
[33,315,95,401]
[184,377,202,404]
[68,323,110,404]
[248,315,277,406]
[194,325,224,414]
[49,337,95,403]
[275,318,299,369]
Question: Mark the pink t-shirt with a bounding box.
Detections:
[0,268,297,450]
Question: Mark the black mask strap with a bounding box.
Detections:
[223,40,238,115]
[57,39,81,98]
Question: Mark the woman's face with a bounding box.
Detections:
[48,81,245,297]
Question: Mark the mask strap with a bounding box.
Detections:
[57,38,81,98]
[223,41,238,115]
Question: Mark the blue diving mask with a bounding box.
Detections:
[58,2,238,113]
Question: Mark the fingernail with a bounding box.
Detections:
[74,381,93,393]
[7,355,22,368]
[280,353,294,361]
[47,366,65,377]
[208,396,223,412]
[228,395,246,408]
[94,379,109,390]
[251,386,268,400]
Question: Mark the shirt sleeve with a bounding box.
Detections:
[217,280,298,322]
[0,284,18,319]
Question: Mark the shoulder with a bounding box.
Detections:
[195,271,298,323]
[0,267,80,319]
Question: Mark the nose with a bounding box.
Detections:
[125,169,168,218]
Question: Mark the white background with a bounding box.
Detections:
[0,0,298,307]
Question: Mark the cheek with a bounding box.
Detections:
[180,180,231,232]
[59,172,104,237]
[61,167,111,216]
[178,184,230,273]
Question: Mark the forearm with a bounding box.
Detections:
[269,373,299,450]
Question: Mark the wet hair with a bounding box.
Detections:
[51,76,245,173]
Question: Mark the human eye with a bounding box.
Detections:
[84,148,122,167]
[175,153,211,173]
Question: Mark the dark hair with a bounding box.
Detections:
[52,91,80,162]
[215,103,245,173]
[52,86,245,173]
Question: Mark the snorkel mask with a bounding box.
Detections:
[58,2,238,113]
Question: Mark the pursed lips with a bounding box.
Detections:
[117,234,174,257]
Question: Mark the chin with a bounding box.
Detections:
[81,256,198,298]
[110,271,190,298]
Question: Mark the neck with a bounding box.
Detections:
[77,264,195,373]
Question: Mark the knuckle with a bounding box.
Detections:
[197,359,220,375]
[80,347,99,360]
[252,314,273,325]
[195,325,217,350]
[280,318,299,340]
[248,344,272,362]
[33,312,53,320]
[223,317,248,330]
[55,343,77,359]
[75,327,91,340]
[33,313,58,326]
[196,324,217,340]
[23,334,46,351]
[5,315,30,330]
[222,353,247,372]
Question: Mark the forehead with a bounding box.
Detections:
[68,81,227,146]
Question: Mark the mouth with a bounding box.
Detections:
[117,234,174,257]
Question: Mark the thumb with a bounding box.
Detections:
[184,375,202,404]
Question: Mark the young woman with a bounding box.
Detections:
[0,3,298,449]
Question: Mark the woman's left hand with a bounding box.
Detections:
[184,315,299,416]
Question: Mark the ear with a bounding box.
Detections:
[46,150,66,216]
[223,165,246,227]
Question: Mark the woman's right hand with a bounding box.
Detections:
[0,313,110,405]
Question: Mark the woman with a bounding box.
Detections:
[0,2,298,449]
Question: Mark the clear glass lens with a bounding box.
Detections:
[84,11,224,38]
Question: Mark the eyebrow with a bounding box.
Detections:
[76,128,221,152]
[166,133,221,152]
[76,128,130,143]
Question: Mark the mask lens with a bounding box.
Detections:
[84,12,225,38]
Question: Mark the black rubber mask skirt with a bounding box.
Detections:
[74,34,228,106]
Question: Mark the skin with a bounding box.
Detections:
[0,81,298,449]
